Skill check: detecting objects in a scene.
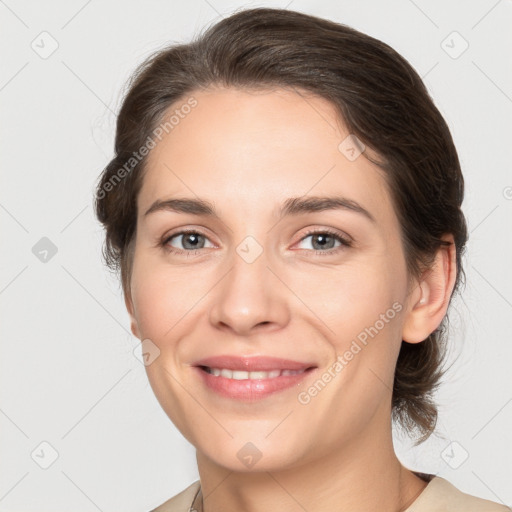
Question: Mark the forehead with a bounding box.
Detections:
[138,87,395,228]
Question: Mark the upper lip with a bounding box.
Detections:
[193,355,317,372]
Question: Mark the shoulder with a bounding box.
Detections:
[407,476,510,512]
[149,480,201,512]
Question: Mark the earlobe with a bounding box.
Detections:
[402,234,457,344]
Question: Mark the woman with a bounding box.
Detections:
[94,7,509,512]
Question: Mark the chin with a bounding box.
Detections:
[196,437,307,473]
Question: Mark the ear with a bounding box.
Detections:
[124,285,141,340]
[402,233,457,344]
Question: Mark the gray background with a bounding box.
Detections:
[1,0,511,510]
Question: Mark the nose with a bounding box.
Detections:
[208,243,291,337]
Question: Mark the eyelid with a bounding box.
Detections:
[160,224,216,242]
[294,226,353,245]
[292,227,353,252]
[160,225,353,254]
[161,227,354,245]
[160,227,217,250]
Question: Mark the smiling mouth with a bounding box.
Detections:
[199,366,313,380]
[195,362,317,401]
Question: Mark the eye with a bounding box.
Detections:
[295,228,352,254]
[161,230,215,255]
[159,227,352,257]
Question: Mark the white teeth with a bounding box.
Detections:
[206,367,306,379]
[281,370,304,376]
[259,370,281,379]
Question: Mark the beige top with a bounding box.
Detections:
[150,473,510,512]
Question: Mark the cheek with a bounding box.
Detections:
[313,261,401,330]
[311,260,405,381]
[130,257,192,342]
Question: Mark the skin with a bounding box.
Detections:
[125,87,457,512]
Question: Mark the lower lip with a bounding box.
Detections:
[194,366,316,401]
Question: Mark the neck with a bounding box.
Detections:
[195,415,428,512]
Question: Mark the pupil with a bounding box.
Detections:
[314,234,332,250]
[184,233,202,249]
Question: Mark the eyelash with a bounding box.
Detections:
[159,228,353,257]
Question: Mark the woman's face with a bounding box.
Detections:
[127,87,417,471]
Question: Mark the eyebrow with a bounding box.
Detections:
[143,195,376,223]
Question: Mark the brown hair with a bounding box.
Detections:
[94,7,468,443]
